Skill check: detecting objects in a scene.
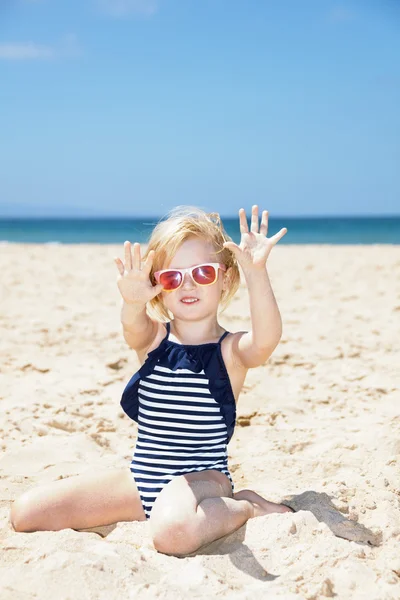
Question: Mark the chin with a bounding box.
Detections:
[174,305,219,321]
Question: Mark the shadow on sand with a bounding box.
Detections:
[280,490,382,546]
[73,490,381,582]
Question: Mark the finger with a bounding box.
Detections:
[270,228,287,245]
[250,205,259,233]
[151,283,164,298]
[124,241,133,271]
[223,241,241,255]
[114,257,124,276]
[132,243,141,270]
[239,208,249,234]
[259,210,269,236]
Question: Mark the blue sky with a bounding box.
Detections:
[0,0,399,217]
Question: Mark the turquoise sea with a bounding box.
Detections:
[1,216,400,245]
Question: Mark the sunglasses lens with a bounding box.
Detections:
[159,271,182,290]
[192,265,217,285]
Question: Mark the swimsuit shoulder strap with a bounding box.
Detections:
[165,321,171,339]
[218,330,230,344]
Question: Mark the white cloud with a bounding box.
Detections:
[0,33,82,61]
[97,0,158,17]
[328,6,356,23]
[0,42,54,60]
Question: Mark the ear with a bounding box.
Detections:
[222,266,232,291]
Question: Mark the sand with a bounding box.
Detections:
[1,242,400,600]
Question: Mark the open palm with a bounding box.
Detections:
[223,206,287,270]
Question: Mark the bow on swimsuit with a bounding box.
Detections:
[120,321,237,519]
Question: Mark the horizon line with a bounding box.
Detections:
[1,213,400,220]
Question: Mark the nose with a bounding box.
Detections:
[181,271,196,289]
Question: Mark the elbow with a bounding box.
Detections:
[258,337,281,363]
[259,332,281,352]
[242,340,280,369]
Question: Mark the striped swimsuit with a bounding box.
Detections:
[120,321,237,519]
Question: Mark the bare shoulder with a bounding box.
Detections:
[220,330,248,403]
[136,321,167,366]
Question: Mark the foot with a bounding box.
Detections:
[234,489,294,518]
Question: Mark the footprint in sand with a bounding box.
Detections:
[106,358,127,371]
[237,411,258,427]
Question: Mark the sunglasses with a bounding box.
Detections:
[153,262,227,292]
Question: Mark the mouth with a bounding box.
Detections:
[180,297,199,304]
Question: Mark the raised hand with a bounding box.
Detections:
[223,206,287,271]
[114,241,163,305]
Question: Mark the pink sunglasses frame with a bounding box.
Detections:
[153,262,227,292]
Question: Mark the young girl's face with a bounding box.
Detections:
[160,237,229,321]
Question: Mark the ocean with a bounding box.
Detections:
[0,216,400,245]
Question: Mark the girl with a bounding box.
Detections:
[10,204,292,556]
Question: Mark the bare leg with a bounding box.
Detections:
[194,494,253,544]
[234,489,294,517]
[150,471,292,556]
[10,468,146,532]
[191,489,293,550]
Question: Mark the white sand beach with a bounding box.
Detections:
[1,243,400,599]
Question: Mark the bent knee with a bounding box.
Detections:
[150,509,201,556]
[10,494,35,532]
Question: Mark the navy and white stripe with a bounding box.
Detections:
[130,363,233,518]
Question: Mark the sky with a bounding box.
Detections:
[0,0,399,218]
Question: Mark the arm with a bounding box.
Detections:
[120,299,158,352]
[234,267,282,368]
[114,241,163,351]
[223,205,287,369]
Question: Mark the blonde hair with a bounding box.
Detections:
[143,206,240,322]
